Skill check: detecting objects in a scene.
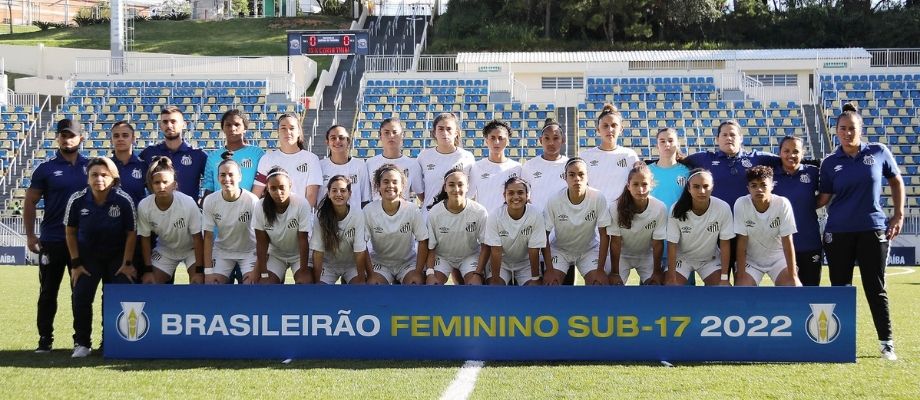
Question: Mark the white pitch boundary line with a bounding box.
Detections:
[853,266,916,279]
[440,360,484,400]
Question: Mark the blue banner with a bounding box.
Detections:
[103,286,855,362]
[888,247,915,266]
[0,246,27,265]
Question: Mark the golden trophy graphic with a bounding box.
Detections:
[806,303,840,344]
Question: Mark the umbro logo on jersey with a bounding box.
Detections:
[426,164,436,171]
[342,227,356,239]
[521,226,533,237]
[800,174,811,184]
[181,155,192,166]
[214,213,222,221]
[53,170,63,177]
[741,159,753,168]
[617,159,627,168]
[558,214,569,222]
[373,226,384,234]
[644,220,657,230]
[498,229,509,237]
[532,171,542,179]
[481,173,491,180]
[240,159,253,169]
[438,227,449,234]
[589,160,599,167]
[863,155,875,166]
[399,222,411,233]
[585,210,597,222]
[706,222,720,233]
[711,161,720,166]
[745,220,755,228]
[296,163,309,173]
[80,208,90,216]
[833,165,843,172]
[108,205,121,218]
[769,217,781,229]
[238,211,251,223]
[173,218,186,229]
[681,226,692,234]
[465,222,478,233]
[132,169,142,179]
[287,219,298,229]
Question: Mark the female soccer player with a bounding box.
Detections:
[320,125,370,209]
[818,103,904,360]
[648,128,690,211]
[609,162,668,286]
[364,164,428,285]
[484,177,546,286]
[417,113,476,212]
[665,169,735,286]
[311,175,369,284]
[364,117,423,202]
[252,167,313,284]
[202,109,265,198]
[425,168,489,285]
[579,104,639,204]
[64,157,136,358]
[733,166,798,286]
[253,113,322,208]
[201,151,260,284]
[543,158,612,286]
[522,118,569,211]
[469,120,522,213]
[772,136,822,286]
[137,157,204,284]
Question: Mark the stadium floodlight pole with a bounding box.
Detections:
[110,0,125,74]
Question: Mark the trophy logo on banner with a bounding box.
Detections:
[805,303,840,344]
[117,302,150,342]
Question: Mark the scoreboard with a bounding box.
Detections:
[287,30,370,56]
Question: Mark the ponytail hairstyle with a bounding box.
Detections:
[778,135,803,150]
[426,167,465,211]
[145,156,177,191]
[502,176,530,205]
[316,175,352,253]
[541,117,562,135]
[836,102,863,127]
[432,112,461,147]
[261,167,292,226]
[656,127,685,162]
[372,163,407,196]
[325,124,353,158]
[596,103,622,126]
[716,119,742,136]
[86,157,121,190]
[218,150,239,171]
[617,162,654,229]
[220,109,250,132]
[564,157,587,174]
[482,119,512,139]
[672,168,712,221]
[277,113,305,150]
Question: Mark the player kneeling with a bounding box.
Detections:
[484,177,546,286]
[665,169,734,286]
[312,175,369,284]
[733,166,800,286]
[609,162,668,285]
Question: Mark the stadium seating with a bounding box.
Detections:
[0,104,39,214]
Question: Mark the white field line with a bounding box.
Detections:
[853,267,916,279]
[440,360,484,400]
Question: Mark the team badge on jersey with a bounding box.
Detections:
[173,218,186,229]
[116,302,150,342]
[132,169,142,179]
[238,211,251,223]
[805,303,840,344]
[677,176,687,186]
[521,225,533,237]
[769,217,781,229]
[108,205,121,218]
[863,155,875,166]
[241,159,253,169]
[799,173,811,184]
[584,210,597,222]
[706,222,720,233]
[287,219,298,229]
[617,159,627,168]
[741,158,753,168]
[297,163,309,173]
[181,155,192,166]
[399,222,411,233]
[644,220,657,230]
[465,222,477,233]
[824,232,833,243]
[342,227,356,239]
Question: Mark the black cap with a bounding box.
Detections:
[56,119,81,135]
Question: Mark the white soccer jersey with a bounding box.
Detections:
[484,205,547,265]
[667,197,735,262]
[252,195,313,259]
[579,146,639,204]
[469,158,523,214]
[733,194,797,264]
[202,189,259,255]
[417,147,476,210]
[365,154,424,202]
[137,192,203,259]
[543,187,611,255]
[427,200,488,261]
[521,155,568,211]
[310,206,368,265]
[609,196,668,257]
[319,157,371,210]
[254,149,323,200]
[364,200,428,267]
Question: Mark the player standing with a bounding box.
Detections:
[319,125,371,210]
[417,113,476,213]
[202,109,265,198]
[253,113,322,209]
[364,117,424,202]
[522,118,569,211]
[772,136,822,286]
[469,120,522,213]
[579,104,639,204]
[140,106,207,201]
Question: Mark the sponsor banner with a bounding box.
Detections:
[887,246,915,266]
[104,286,855,362]
[0,246,27,265]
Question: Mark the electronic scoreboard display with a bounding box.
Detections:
[287,30,369,56]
